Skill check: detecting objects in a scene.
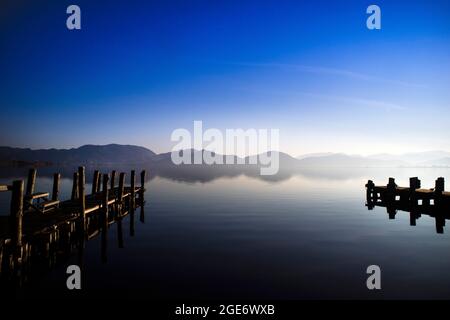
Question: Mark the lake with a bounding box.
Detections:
[1,166,449,299]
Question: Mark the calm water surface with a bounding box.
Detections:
[1,167,449,299]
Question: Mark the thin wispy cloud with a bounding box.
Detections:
[223,61,427,89]
[300,92,407,111]
[235,87,407,112]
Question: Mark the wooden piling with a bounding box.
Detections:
[0,166,147,280]
[71,172,79,200]
[366,180,374,201]
[52,173,61,201]
[78,167,86,230]
[96,172,101,193]
[25,168,37,208]
[387,206,397,220]
[139,170,146,223]
[101,173,109,259]
[26,169,36,196]
[92,170,100,195]
[410,177,421,190]
[10,180,24,248]
[118,173,125,203]
[110,170,116,190]
[116,173,126,245]
[409,177,420,206]
[409,212,417,226]
[140,170,146,205]
[117,172,125,218]
[117,218,124,248]
[130,170,136,236]
[140,204,145,224]
[435,177,445,193]
[130,170,136,212]
[102,174,109,229]
[436,217,445,234]
[435,177,445,206]
[386,177,397,203]
[387,177,396,190]
[130,209,135,237]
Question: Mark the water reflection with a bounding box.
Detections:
[0,203,145,288]
[1,165,450,299]
[0,164,387,184]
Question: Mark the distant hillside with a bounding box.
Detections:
[368,151,450,165]
[0,144,449,168]
[420,157,450,167]
[296,152,336,160]
[0,144,156,165]
[246,151,301,167]
[297,154,407,167]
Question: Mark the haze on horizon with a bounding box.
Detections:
[0,0,449,157]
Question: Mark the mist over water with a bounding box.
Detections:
[1,166,450,299]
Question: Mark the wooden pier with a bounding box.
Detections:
[366,177,450,233]
[0,167,146,285]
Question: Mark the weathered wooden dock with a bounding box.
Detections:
[0,167,146,285]
[366,177,450,233]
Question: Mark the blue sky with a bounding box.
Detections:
[0,0,449,156]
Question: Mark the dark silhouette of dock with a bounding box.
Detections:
[366,177,450,233]
[0,167,146,286]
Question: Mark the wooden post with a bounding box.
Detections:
[140,170,146,206]
[409,212,417,226]
[117,172,126,216]
[423,196,431,207]
[129,171,136,236]
[435,177,445,207]
[435,217,445,234]
[365,180,375,209]
[117,218,124,248]
[25,168,36,209]
[71,172,79,200]
[387,178,396,190]
[101,173,110,261]
[365,180,374,200]
[435,177,445,193]
[409,177,421,191]
[52,173,61,201]
[118,173,125,202]
[110,170,116,190]
[96,172,102,193]
[140,204,145,224]
[386,177,396,203]
[387,206,396,220]
[26,168,36,196]
[138,170,146,223]
[10,180,24,248]
[130,208,135,237]
[78,167,86,231]
[130,170,136,212]
[92,170,100,195]
[409,177,420,207]
[102,174,109,229]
